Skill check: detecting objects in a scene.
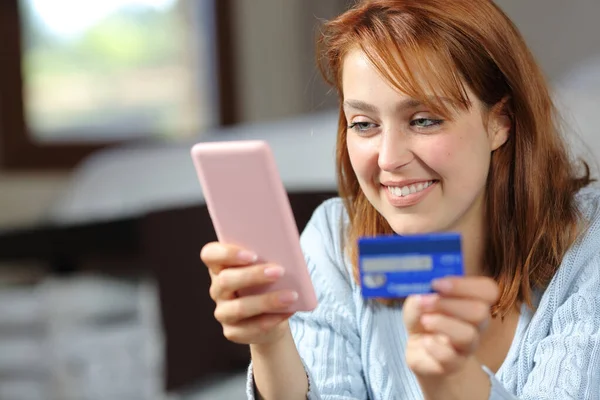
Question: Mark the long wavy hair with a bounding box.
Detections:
[317,0,591,316]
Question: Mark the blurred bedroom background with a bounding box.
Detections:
[0,0,599,399]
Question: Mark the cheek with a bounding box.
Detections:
[347,135,380,178]
[423,134,490,187]
[417,132,490,181]
[413,136,456,174]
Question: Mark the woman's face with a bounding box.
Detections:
[343,49,509,236]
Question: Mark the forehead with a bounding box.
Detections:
[342,48,400,91]
[341,49,414,108]
[341,48,478,114]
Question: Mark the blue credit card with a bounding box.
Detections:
[358,233,463,298]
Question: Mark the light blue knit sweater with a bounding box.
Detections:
[247,187,600,399]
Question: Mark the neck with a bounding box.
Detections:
[456,193,488,276]
[462,224,486,276]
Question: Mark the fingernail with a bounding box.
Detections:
[438,335,450,345]
[419,294,437,309]
[279,291,298,304]
[424,335,436,347]
[264,265,285,278]
[237,250,258,263]
[432,279,452,292]
[421,314,434,328]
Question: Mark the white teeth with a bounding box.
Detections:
[387,180,435,197]
[389,187,401,196]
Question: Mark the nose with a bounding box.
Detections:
[377,129,413,172]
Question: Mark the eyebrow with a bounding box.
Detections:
[343,98,424,113]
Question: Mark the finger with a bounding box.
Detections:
[222,313,293,344]
[419,295,491,329]
[402,295,423,332]
[422,334,466,373]
[431,276,499,304]
[200,242,258,272]
[211,264,285,300]
[214,290,299,324]
[420,313,480,354]
[406,335,446,376]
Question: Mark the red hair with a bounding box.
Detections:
[317,0,591,316]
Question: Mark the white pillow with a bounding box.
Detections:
[48,110,339,224]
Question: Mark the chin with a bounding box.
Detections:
[385,215,442,236]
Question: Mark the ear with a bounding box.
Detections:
[488,97,511,151]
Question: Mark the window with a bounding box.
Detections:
[0,0,236,169]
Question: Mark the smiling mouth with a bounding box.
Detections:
[384,180,438,197]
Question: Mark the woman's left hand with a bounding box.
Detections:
[403,276,500,378]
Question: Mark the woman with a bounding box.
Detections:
[201,0,600,398]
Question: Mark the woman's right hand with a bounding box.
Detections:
[200,241,299,346]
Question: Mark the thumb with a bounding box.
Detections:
[402,295,425,334]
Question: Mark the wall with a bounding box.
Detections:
[2,0,600,230]
[231,0,600,123]
[230,0,346,123]
[496,0,600,83]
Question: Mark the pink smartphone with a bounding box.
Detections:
[191,140,318,312]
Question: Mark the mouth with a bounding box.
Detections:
[383,180,438,198]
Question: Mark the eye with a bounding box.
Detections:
[348,121,378,133]
[410,118,444,129]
